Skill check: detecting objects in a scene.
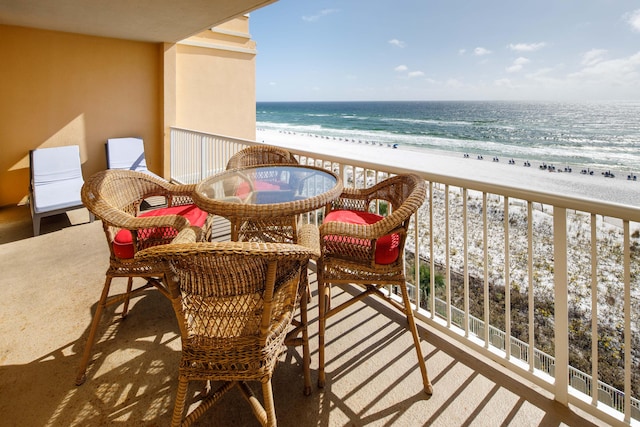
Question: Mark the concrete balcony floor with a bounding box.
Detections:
[0,206,606,426]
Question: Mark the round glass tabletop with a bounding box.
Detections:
[194,164,343,219]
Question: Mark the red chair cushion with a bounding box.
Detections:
[235,180,281,199]
[113,204,208,259]
[323,210,400,265]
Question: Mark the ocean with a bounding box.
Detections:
[256,101,640,176]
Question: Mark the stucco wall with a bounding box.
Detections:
[0,25,161,207]
[0,17,257,209]
[176,18,256,140]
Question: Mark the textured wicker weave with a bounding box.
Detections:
[226,144,298,170]
[226,145,299,243]
[317,173,433,395]
[136,228,316,427]
[196,164,342,244]
[75,169,212,386]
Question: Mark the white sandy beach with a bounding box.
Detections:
[257,127,640,344]
[257,128,640,208]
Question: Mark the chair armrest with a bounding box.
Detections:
[296,223,320,259]
[170,226,205,244]
[93,199,191,232]
[165,182,197,198]
[319,215,405,241]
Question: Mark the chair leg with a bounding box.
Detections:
[238,381,270,426]
[261,380,277,427]
[299,279,311,396]
[171,377,189,427]
[75,275,113,386]
[398,283,433,395]
[32,216,41,236]
[121,277,134,318]
[317,271,329,388]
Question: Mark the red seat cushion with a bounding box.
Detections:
[323,210,400,265]
[113,204,208,259]
[235,180,281,199]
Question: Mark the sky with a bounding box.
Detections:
[249,1,640,102]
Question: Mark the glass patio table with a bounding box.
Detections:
[193,164,343,242]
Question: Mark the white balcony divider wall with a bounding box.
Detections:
[170,127,640,426]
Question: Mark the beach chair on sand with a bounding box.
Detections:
[29,145,94,236]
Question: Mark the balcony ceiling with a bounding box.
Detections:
[0,0,277,43]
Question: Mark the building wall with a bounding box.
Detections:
[0,17,257,208]
[175,17,256,140]
[0,25,161,207]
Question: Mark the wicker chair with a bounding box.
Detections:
[226,144,298,170]
[226,145,300,243]
[317,173,433,395]
[135,226,317,427]
[75,169,213,385]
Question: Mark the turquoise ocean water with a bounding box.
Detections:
[257,101,640,176]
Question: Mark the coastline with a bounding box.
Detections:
[257,128,640,208]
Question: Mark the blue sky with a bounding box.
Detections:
[250,1,640,102]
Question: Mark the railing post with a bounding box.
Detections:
[429,181,435,318]
[200,135,207,181]
[414,210,420,309]
[528,202,535,373]
[623,220,631,423]
[463,188,469,338]
[553,206,569,405]
[445,184,451,328]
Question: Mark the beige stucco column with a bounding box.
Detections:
[162,43,178,179]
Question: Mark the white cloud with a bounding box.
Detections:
[473,47,492,56]
[394,65,408,72]
[525,67,554,79]
[508,42,546,52]
[408,71,425,78]
[269,82,277,86]
[458,49,466,55]
[581,49,607,66]
[625,9,640,32]
[302,9,338,22]
[445,78,464,88]
[506,57,531,73]
[494,78,515,88]
[388,39,406,48]
[571,51,640,81]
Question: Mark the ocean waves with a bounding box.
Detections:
[256,100,640,174]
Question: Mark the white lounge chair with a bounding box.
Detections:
[29,145,94,236]
[106,137,162,179]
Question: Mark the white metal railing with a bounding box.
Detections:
[170,128,254,183]
[170,127,640,426]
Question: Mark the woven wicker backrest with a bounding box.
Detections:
[138,241,313,341]
[82,169,193,215]
[320,174,426,269]
[226,145,298,170]
[330,173,426,230]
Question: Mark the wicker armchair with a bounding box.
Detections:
[135,227,317,427]
[226,144,298,170]
[75,169,212,385]
[226,145,300,243]
[317,173,433,394]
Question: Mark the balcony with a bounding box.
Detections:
[170,127,640,426]
[0,207,606,426]
[0,127,636,425]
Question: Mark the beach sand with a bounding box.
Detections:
[257,128,640,208]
